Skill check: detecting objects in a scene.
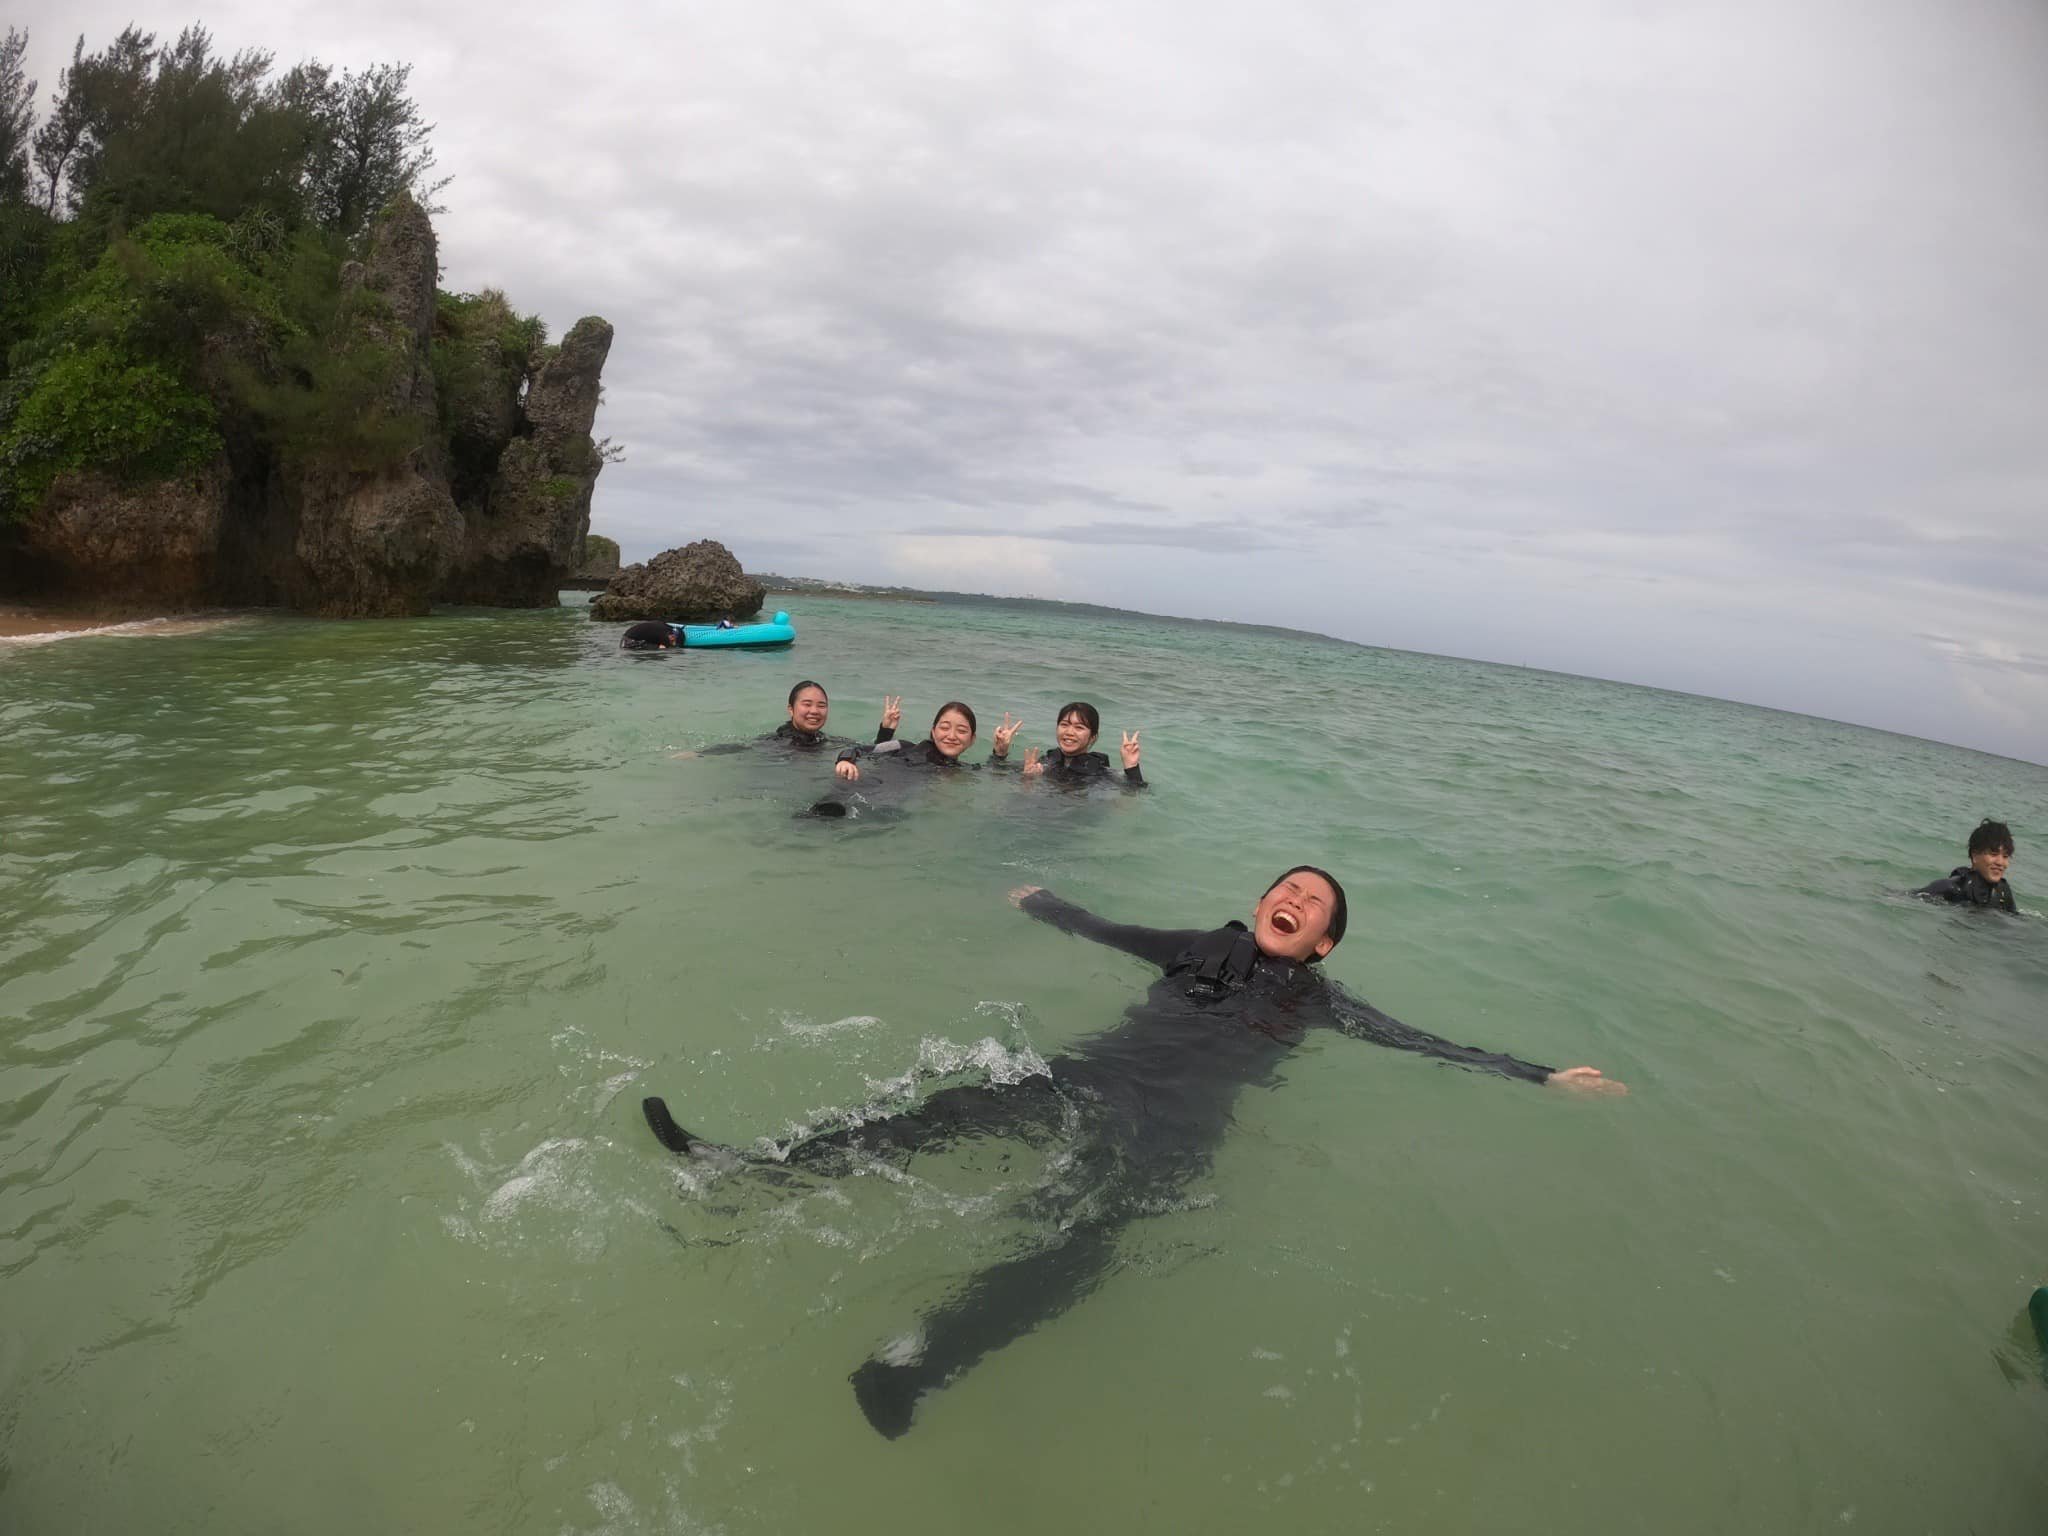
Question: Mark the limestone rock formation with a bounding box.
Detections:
[590,539,766,622]
[294,194,461,615]
[345,194,442,424]
[11,461,231,603]
[436,296,525,507]
[3,194,613,617]
[575,534,621,582]
[440,316,615,607]
[293,472,464,618]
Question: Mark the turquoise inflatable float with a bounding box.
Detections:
[669,611,796,649]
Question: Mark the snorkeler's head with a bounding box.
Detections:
[1055,702,1100,753]
[1253,865,1348,962]
[787,681,830,732]
[931,702,977,759]
[1969,819,2014,882]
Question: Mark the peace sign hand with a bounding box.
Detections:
[1120,730,1141,770]
[992,712,1025,757]
[881,695,902,730]
[1021,747,1045,778]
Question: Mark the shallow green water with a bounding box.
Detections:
[3,595,2045,1534]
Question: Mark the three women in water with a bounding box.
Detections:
[686,687,1148,788]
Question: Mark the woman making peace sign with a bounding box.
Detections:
[989,701,1146,788]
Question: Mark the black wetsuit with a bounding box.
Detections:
[1915,866,2018,914]
[802,736,976,817]
[697,723,894,757]
[620,620,678,650]
[794,741,970,823]
[835,737,973,772]
[644,889,1555,1435]
[992,746,1146,787]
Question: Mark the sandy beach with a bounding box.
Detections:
[0,606,247,642]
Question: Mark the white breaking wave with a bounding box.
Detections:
[0,613,249,646]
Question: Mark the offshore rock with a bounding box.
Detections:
[575,534,621,581]
[589,539,766,622]
[440,316,615,607]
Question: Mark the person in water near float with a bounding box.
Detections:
[1915,819,2018,914]
[989,701,1144,787]
[641,865,1623,1438]
[619,620,682,650]
[675,685,901,758]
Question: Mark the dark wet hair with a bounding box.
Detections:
[1969,819,2015,857]
[932,701,977,735]
[1264,865,1349,954]
[788,680,828,706]
[1056,702,1101,740]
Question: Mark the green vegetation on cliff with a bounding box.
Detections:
[0,23,546,523]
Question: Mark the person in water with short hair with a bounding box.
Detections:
[1916,819,2018,914]
[619,620,681,650]
[641,864,1622,1437]
[675,685,900,758]
[989,700,1144,786]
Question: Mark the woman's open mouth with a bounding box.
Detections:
[1271,910,1300,935]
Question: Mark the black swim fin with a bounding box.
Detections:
[643,1096,708,1155]
[850,1358,922,1440]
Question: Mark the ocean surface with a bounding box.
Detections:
[3,594,2045,1534]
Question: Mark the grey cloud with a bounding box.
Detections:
[18,0,2048,759]
[1917,633,2048,677]
[901,517,1284,551]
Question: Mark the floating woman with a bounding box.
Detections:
[641,866,1624,1436]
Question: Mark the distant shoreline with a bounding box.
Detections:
[762,586,937,604]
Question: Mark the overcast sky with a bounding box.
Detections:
[19,0,2048,762]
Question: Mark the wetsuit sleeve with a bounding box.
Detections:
[838,739,905,765]
[875,723,896,743]
[1124,764,1146,788]
[1913,875,1965,904]
[696,742,751,756]
[1326,991,1554,1085]
[1018,890,1202,970]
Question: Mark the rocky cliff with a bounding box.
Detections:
[0,195,612,617]
[440,316,614,607]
